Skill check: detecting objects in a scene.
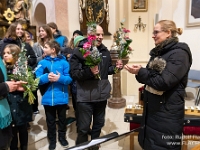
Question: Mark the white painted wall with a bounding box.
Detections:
[173,0,200,70]
[67,0,79,38]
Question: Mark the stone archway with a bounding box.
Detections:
[30,0,68,38]
[34,3,46,26]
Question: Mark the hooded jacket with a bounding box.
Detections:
[136,40,192,150]
[54,30,68,48]
[70,39,116,102]
[35,55,72,106]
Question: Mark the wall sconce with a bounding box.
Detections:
[134,16,146,31]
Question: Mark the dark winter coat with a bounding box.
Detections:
[61,47,73,60]
[70,40,116,102]
[7,91,32,126]
[136,40,192,150]
[7,67,32,126]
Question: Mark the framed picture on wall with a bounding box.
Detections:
[186,0,200,26]
[132,0,148,12]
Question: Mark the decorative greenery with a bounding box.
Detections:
[114,19,133,59]
[9,43,39,104]
[79,22,102,80]
[86,21,97,34]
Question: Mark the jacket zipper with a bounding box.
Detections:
[51,60,54,106]
[63,86,65,98]
[99,54,103,100]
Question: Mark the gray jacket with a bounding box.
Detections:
[32,43,43,63]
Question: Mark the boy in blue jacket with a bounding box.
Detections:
[35,40,72,150]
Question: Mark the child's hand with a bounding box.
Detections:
[48,72,54,82]
[48,72,60,82]
[16,81,27,91]
[53,71,60,82]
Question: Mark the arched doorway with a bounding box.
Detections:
[34,3,46,26]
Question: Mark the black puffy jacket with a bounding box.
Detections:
[136,41,192,150]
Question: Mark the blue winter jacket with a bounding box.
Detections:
[35,55,72,106]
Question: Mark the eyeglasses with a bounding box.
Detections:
[152,30,163,36]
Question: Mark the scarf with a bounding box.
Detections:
[150,37,179,57]
[0,58,12,129]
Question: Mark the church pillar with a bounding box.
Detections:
[54,0,69,37]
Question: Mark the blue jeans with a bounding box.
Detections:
[76,101,107,145]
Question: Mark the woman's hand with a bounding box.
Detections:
[5,81,19,92]
[124,64,142,75]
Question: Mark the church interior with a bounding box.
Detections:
[0,0,200,149]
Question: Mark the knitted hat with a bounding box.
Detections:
[73,30,83,36]
[74,35,85,47]
[47,22,58,30]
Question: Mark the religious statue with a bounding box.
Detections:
[79,0,84,23]
[78,0,111,35]
[79,0,109,24]
[13,0,30,21]
[87,6,94,22]
[110,33,119,50]
[0,0,10,26]
[96,9,103,23]
[0,0,34,39]
[105,3,109,24]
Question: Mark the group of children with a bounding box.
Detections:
[2,40,72,150]
[0,20,84,150]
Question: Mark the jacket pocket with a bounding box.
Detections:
[76,80,111,101]
[99,80,111,99]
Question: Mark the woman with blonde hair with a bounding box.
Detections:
[125,20,192,150]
